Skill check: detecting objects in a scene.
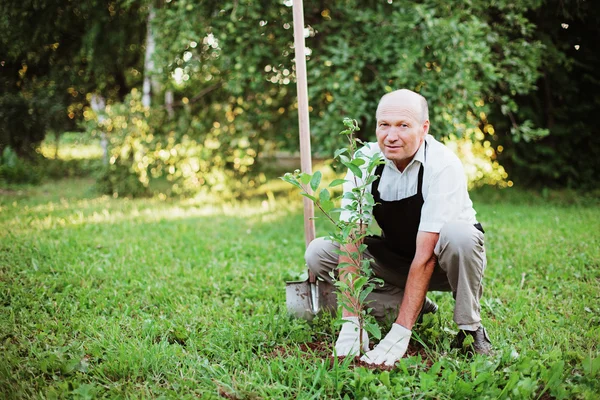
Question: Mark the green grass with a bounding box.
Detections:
[1,179,599,399]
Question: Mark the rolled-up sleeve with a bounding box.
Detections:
[419,159,468,233]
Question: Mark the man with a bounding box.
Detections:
[305,89,491,366]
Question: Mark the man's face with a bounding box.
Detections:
[375,95,429,172]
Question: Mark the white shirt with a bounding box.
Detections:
[340,135,478,233]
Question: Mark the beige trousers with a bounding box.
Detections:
[304,221,487,329]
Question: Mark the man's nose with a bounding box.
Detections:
[387,128,401,141]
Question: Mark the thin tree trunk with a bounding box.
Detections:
[90,94,109,165]
[142,6,156,108]
[54,131,60,159]
[165,90,174,118]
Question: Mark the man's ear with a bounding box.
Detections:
[422,120,430,135]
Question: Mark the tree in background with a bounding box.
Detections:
[494,0,600,189]
[140,0,544,192]
[0,0,146,158]
[2,0,598,192]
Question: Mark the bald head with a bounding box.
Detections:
[374,89,430,170]
[376,89,429,123]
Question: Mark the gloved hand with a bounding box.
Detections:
[360,323,411,366]
[334,316,370,357]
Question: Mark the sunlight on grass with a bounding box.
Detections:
[1,177,599,398]
[0,178,301,238]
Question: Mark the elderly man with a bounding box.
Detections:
[305,89,491,366]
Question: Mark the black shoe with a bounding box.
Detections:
[417,297,438,323]
[452,326,492,355]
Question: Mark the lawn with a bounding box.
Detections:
[1,178,599,399]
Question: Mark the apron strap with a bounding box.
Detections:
[372,163,385,199]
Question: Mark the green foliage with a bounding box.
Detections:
[0,179,598,398]
[37,133,105,180]
[94,163,150,198]
[2,0,599,190]
[306,1,544,147]
[43,158,104,180]
[282,118,385,347]
[0,93,48,158]
[0,140,103,186]
[0,147,42,184]
[493,0,600,189]
[87,89,267,197]
[0,0,146,157]
[147,0,545,189]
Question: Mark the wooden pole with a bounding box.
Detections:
[292,0,316,249]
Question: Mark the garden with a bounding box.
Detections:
[1,0,599,398]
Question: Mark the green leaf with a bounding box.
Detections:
[365,321,381,340]
[351,157,366,166]
[299,173,312,185]
[363,193,375,206]
[337,261,355,269]
[345,162,363,179]
[429,361,442,376]
[583,356,600,377]
[329,179,346,187]
[334,148,348,158]
[380,371,391,387]
[318,188,330,202]
[343,118,354,128]
[300,192,317,202]
[353,276,368,289]
[280,175,302,190]
[473,372,493,386]
[310,171,322,192]
[365,174,379,185]
[359,285,374,303]
[342,192,356,200]
[321,199,335,212]
[544,360,564,389]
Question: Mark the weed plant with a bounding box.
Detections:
[0,178,598,398]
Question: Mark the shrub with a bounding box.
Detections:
[85,89,263,198]
[94,163,150,198]
[0,147,42,184]
[0,94,47,159]
[1,144,103,186]
[43,158,104,180]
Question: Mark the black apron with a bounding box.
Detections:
[365,145,484,270]
[366,159,425,263]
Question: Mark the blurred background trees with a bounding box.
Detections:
[0,0,146,154]
[1,0,598,195]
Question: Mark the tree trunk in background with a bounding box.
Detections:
[142,7,157,108]
[165,90,174,118]
[90,94,108,165]
[53,131,60,159]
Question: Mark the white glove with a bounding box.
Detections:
[334,316,370,357]
[360,323,411,366]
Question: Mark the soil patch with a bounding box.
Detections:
[269,340,432,371]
